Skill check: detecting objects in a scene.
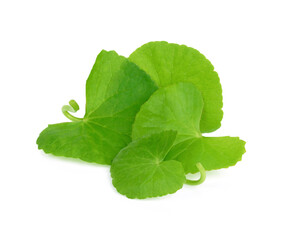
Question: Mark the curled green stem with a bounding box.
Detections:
[185,163,206,186]
[62,100,83,122]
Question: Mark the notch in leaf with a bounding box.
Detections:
[37,50,157,165]
[133,82,246,174]
[111,131,206,199]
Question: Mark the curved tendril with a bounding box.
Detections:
[62,100,83,122]
[185,163,206,186]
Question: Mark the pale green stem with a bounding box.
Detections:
[185,163,206,185]
[62,100,83,122]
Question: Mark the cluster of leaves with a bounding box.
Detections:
[37,41,246,199]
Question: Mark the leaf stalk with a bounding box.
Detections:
[185,162,206,185]
[62,99,83,122]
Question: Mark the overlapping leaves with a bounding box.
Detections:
[133,82,246,174]
[129,41,223,133]
[37,50,157,165]
[37,42,246,199]
[111,131,187,199]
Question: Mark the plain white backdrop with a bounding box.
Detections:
[1,0,280,239]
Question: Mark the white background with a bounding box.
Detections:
[1,0,280,239]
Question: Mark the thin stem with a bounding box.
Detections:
[62,99,83,122]
[185,162,206,186]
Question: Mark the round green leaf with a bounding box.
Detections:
[111,131,186,199]
[37,50,157,165]
[132,82,246,173]
[129,41,223,133]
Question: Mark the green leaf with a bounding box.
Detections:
[129,41,223,133]
[37,50,157,165]
[111,131,186,199]
[132,82,203,142]
[133,82,246,173]
[165,137,246,174]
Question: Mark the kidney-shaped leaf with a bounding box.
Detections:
[37,50,157,165]
[111,131,186,199]
[133,82,246,173]
[129,41,223,133]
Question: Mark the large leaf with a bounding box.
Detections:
[37,50,157,165]
[111,131,186,199]
[129,41,223,133]
[133,82,246,173]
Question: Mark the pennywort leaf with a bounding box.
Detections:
[133,82,246,173]
[132,82,203,142]
[165,136,246,174]
[111,131,187,199]
[37,50,157,165]
[37,42,246,199]
[129,41,223,133]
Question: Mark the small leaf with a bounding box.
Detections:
[111,131,186,199]
[129,41,223,133]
